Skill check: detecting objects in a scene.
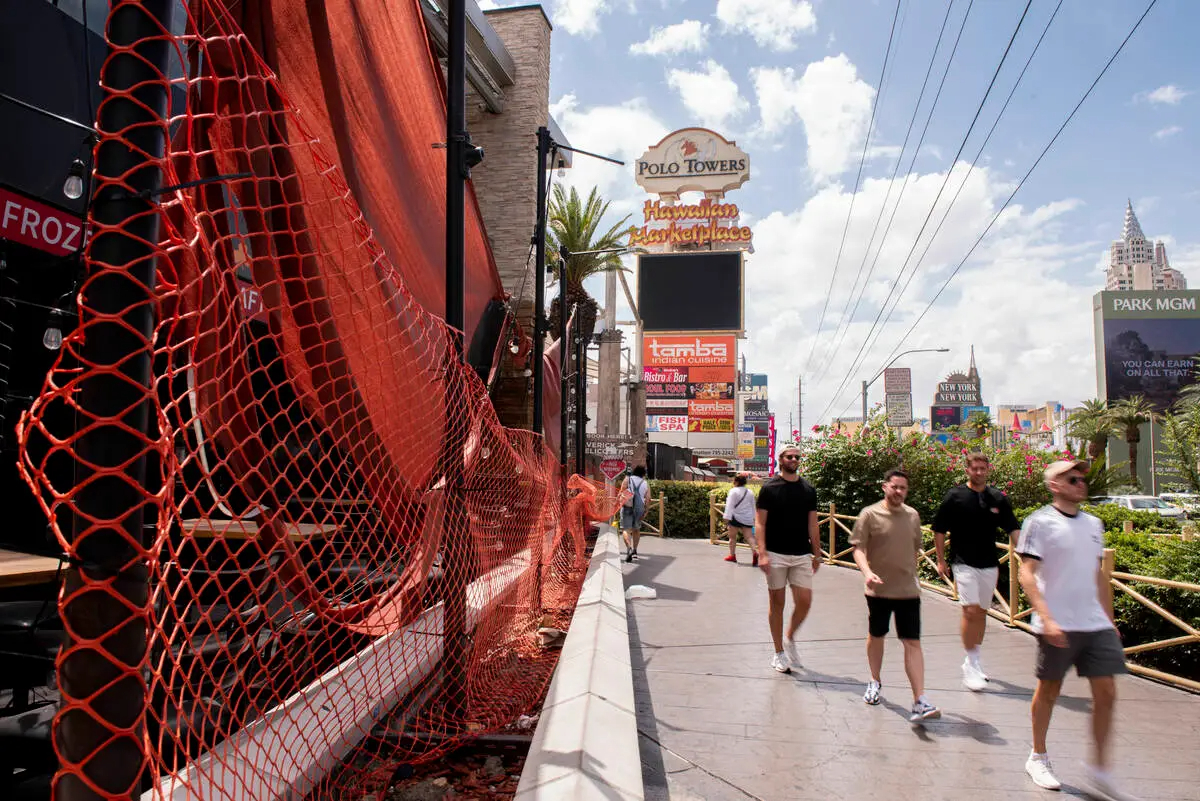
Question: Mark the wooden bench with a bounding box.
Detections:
[181,519,339,542]
[0,549,62,589]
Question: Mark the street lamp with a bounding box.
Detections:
[861,348,950,424]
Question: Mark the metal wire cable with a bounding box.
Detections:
[808,0,965,387]
[801,0,904,376]
[815,0,1034,424]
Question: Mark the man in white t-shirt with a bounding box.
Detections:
[1017,460,1136,801]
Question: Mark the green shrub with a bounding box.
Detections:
[647,480,727,538]
[798,425,1068,523]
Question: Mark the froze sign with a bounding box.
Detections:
[1,188,85,257]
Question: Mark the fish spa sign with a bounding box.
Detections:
[635,128,750,197]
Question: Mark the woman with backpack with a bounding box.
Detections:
[619,465,650,563]
[723,473,759,565]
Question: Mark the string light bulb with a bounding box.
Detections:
[63,159,86,200]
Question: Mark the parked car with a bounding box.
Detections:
[1159,493,1200,518]
[1104,495,1186,519]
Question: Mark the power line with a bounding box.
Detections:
[809,0,966,387]
[801,0,904,377]
[822,0,1063,417]
[814,0,1034,425]
[853,0,1159,408]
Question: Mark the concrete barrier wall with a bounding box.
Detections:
[515,526,643,800]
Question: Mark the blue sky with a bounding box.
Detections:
[486,0,1198,428]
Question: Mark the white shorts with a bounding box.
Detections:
[955,564,998,608]
[766,552,814,591]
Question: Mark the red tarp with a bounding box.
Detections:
[232,0,506,345]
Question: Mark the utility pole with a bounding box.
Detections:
[530,126,551,436]
[797,375,802,437]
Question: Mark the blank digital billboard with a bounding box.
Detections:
[638,252,743,331]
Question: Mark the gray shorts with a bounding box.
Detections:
[1035,628,1127,681]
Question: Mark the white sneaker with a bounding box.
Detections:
[962,659,988,692]
[863,680,881,705]
[1024,753,1062,791]
[770,652,791,674]
[783,636,801,668]
[909,698,941,723]
[1085,765,1141,801]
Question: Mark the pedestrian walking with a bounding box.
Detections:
[619,465,650,563]
[1018,460,1138,800]
[754,445,821,674]
[722,473,758,565]
[852,469,941,723]
[932,452,1021,691]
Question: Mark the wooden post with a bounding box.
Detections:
[708,491,717,545]
[827,502,836,564]
[1123,520,1134,534]
[1182,524,1194,542]
[1009,544,1020,626]
[659,493,666,537]
[1102,547,1116,618]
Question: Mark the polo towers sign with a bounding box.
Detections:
[635,128,750,198]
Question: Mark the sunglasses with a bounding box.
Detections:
[1066,475,1087,486]
[781,455,800,460]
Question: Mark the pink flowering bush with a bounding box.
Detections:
[800,422,1066,522]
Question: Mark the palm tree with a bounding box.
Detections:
[545,184,632,343]
[1107,396,1157,488]
[1067,399,1114,461]
[965,409,993,440]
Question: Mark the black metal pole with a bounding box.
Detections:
[575,334,587,477]
[59,2,172,799]
[531,127,551,436]
[443,0,469,723]
[558,262,569,467]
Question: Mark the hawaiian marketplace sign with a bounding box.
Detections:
[635,128,750,197]
[628,198,753,248]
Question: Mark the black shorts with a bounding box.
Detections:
[1035,628,1127,681]
[866,595,921,640]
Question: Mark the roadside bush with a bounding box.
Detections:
[647,480,726,538]
[798,424,1068,523]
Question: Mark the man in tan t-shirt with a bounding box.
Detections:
[851,468,941,723]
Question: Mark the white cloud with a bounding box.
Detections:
[1138,84,1189,105]
[737,162,1098,427]
[1154,125,1183,140]
[666,60,748,130]
[630,20,709,56]
[552,0,612,37]
[751,55,875,183]
[548,93,668,222]
[716,0,817,52]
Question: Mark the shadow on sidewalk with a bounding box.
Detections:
[628,608,671,801]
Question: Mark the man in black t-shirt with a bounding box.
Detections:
[932,452,1021,691]
[754,445,821,675]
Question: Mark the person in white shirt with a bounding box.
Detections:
[1017,460,1136,801]
[721,473,758,565]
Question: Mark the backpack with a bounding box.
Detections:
[624,476,646,517]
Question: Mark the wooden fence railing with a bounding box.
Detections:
[612,493,666,537]
[707,497,1200,693]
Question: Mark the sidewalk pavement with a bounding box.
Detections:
[624,536,1200,801]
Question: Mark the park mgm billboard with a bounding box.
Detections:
[1093,290,1200,411]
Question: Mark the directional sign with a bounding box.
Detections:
[600,458,628,481]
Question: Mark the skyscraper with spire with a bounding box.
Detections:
[1105,200,1186,291]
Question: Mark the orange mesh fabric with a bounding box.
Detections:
[15,1,622,798]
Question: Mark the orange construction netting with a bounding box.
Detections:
[15,1,623,798]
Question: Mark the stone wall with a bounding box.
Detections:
[468,6,552,429]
